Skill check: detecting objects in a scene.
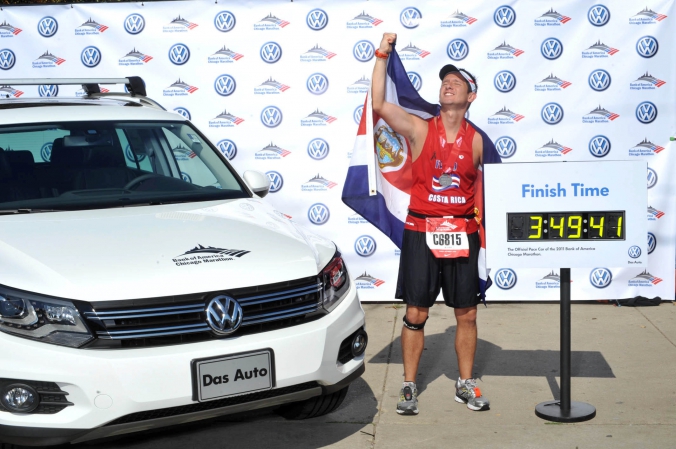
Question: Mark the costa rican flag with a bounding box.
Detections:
[342,47,502,301]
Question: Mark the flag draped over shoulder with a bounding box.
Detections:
[341,47,502,300]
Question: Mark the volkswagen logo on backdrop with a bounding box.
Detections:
[307,73,329,95]
[181,172,192,184]
[307,138,329,160]
[447,39,469,61]
[588,69,611,91]
[588,135,611,158]
[636,36,658,58]
[168,44,190,65]
[261,106,283,128]
[260,42,282,63]
[495,136,517,158]
[494,5,516,27]
[214,74,236,96]
[353,40,375,62]
[38,16,58,37]
[495,268,517,289]
[354,105,364,125]
[588,5,610,26]
[494,71,516,93]
[206,296,243,335]
[80,47,100,68]
[628,246,641,259]
[0,49,15,70]
[265,171,283,193]
[400,7,422,29]
[173,107,191,120]
[38,85,58,97]
[214,11,236,32]
[541,38,563,60]
[647,233,656,254]
[217,139,237,160]
[124,13,145,34]
[308,203,330,225]
[647,167,657,189]
[306,9,328,30]
[636,101,657,124]
[354,235,377,257]
[40,142,52,162]
[541,103,564,125]
[407,72,422,91]
[589,268,612,288]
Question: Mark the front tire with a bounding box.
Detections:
[275,386,349,420]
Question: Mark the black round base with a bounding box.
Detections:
[535,401,596,423]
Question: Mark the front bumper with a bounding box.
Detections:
[0,283,365,446]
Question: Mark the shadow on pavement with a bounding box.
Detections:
[369,325,615,399]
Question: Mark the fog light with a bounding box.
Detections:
[1,384,38,413]
[351,330,368,358]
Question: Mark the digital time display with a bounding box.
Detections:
[507,211,625,241]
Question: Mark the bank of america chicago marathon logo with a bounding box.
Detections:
[255,142,290,160]
[494,268,517,290]
[119,48,153,66]
[630,7,667,25]
[347,11,383,29]
[173,144,197,161]
[629,270,663,287]
[254,77,289,95]
[208,46,244,64]
[535,271,561,290]
[489,107,524,125]
[487,41,524,59]
[301,109,337,127]
[355,272,385,289]
[348,213,369,225]
[582,105,619,124]
[630,72,666,91]
[347,76,369,94]
[582,41,619,59]
[0,85,23,97]
[172,244,250,267]
[440,9,478,28]
[32,51,65,69]
[75,18,108,35]
[301,44,337,63]
[301,174,338,192]
[208,110,244,129]
[0,20,22,37]
[535,139,572,158]
[163,15,198,33]
[629,138,664,157]
[535,8,571,26]
[399,43,430,61]
[647,205,665,221]
[534,73,571,92]
[163,79,198,97]
[255,13,290,30]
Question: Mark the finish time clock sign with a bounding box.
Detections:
[485,161,647,269]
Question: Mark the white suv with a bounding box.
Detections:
[0,78,366,446]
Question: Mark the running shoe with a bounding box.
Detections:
[396,383,419,415]
[455,378,490,411]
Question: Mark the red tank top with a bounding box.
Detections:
[407,117,478,233]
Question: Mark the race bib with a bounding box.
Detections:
[425,217,469,258]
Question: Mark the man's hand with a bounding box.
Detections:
[379,33,397,54]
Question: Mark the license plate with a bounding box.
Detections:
[191,349,275,402]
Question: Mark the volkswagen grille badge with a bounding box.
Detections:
[206,296,243,335]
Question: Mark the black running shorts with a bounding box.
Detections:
[395,229,480,309]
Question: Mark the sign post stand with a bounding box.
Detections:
[534,268,596,422]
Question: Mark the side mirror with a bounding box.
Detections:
[242,170,270,198]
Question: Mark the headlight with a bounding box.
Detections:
[320,252,350,312]
[0,293,93,348]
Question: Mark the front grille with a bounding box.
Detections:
[81,277,325,348]
[105,381,320,426]
[0,379,73,414]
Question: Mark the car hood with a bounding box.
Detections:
[0,199,336,301]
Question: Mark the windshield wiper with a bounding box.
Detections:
[0,209,60,215]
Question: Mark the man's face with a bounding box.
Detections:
[439,72,476,108]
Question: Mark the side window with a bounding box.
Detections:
[161,128,220,188]
[117,129,153,172]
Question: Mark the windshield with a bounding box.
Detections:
[0,121,248,211]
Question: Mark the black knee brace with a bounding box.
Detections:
[403,315,428,331]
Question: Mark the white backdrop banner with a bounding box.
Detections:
[0,0,673,301]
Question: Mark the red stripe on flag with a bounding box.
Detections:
[513,49,524,56]
[233,118,244,125]
[374,279,385,286]
[233,54,244,60]
[561,81,572,88]
[280,85,290,92]
[655,80,666,87]
[187,87,198,93]
[513,115,524,121]
[13,29,22,35]
[372,19,383,26]
[99,25,108,32]
[14,90,23,97]
[608,48,619,55]
[608,113,619,121]
[419,51,430,58]
[657,14,667,21]
[561,16,571,23]
[467,18,477,24]
[656,211,665,218]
